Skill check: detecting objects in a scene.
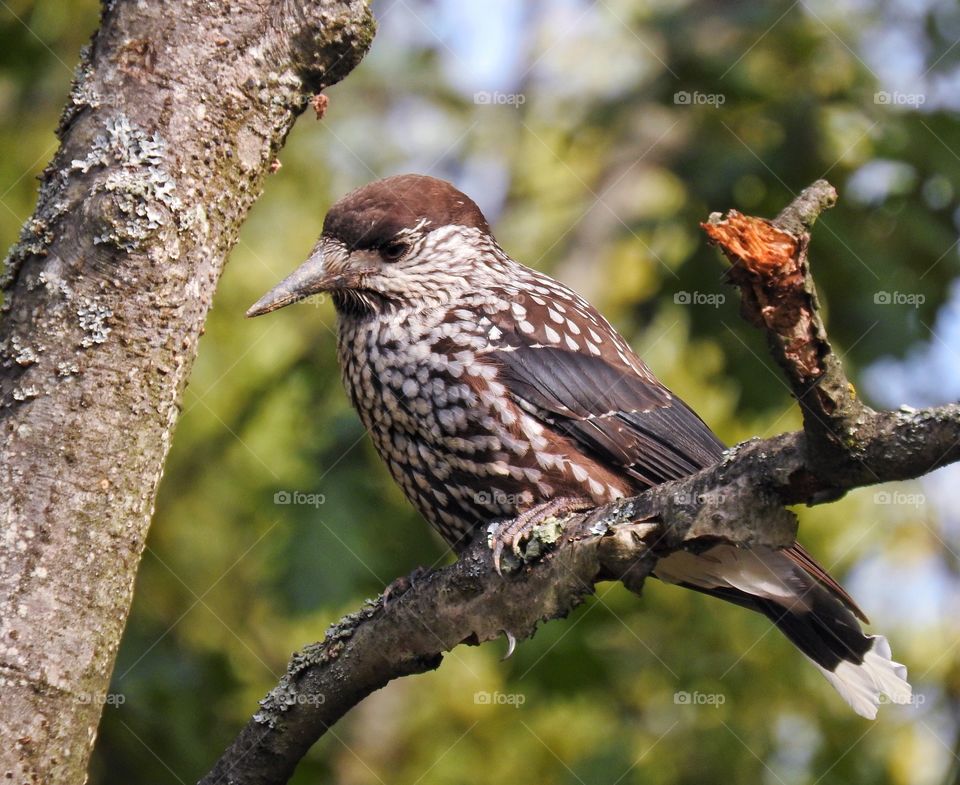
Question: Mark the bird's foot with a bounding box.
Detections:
[487,496,594,576]
[383,565,428,608]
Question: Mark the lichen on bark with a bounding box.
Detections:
[0,2,375,783]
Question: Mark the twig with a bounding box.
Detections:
[702,180,865,449]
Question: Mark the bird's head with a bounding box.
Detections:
[246,174,495,318]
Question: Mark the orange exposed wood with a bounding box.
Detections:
[701,211,798,276]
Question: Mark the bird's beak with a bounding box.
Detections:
[246,243,343,318]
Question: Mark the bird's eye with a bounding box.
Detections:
[381,242,408,262]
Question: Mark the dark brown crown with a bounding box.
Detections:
[321,174,491,251]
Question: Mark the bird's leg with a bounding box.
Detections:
[383,565,429,608]
[487,496,594,576]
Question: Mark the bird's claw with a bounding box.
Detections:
[487,496,594,577]
[487,518,533,576]
[490,535,506,577]
[501,630,517,661]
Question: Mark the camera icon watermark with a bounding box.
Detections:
[474,690,526,708]
[674,291,725,308]
[77,692,126,707]
[290,293,326,308]
[474,90,526,108]
[474,490,532,507]
[278,692,326,707]
[674,690,726,707]
[873,291,925,308]
[873,490,925,509]
[879,692,925,707]
[274,490,327,508]
[874,91,926,108]
[674,91,726,108]
[673,490,726,506]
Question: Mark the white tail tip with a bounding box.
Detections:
[815,635,912,719]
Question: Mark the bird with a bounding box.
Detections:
[247,173,911,719]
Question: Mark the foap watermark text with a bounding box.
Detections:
[474,91,525,108]
[274,490,326,507]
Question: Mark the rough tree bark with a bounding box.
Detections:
[0,3,375,783]
[200,181,960,785]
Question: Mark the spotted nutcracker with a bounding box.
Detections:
[248,173,910,718]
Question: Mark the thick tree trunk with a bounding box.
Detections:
[0,3,374,782]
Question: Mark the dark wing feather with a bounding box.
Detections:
[483,288,867,636]
[784,542,869,622]
[492,344,725,487]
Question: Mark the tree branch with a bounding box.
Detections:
[201,181,960,785]
[702,180,865,451]
[0,3,374,782]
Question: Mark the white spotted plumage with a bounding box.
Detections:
[336,226,634,547]
[247,174,910,718]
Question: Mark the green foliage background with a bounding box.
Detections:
[3,1,960,783]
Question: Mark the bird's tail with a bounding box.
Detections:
[654,542,912,719]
